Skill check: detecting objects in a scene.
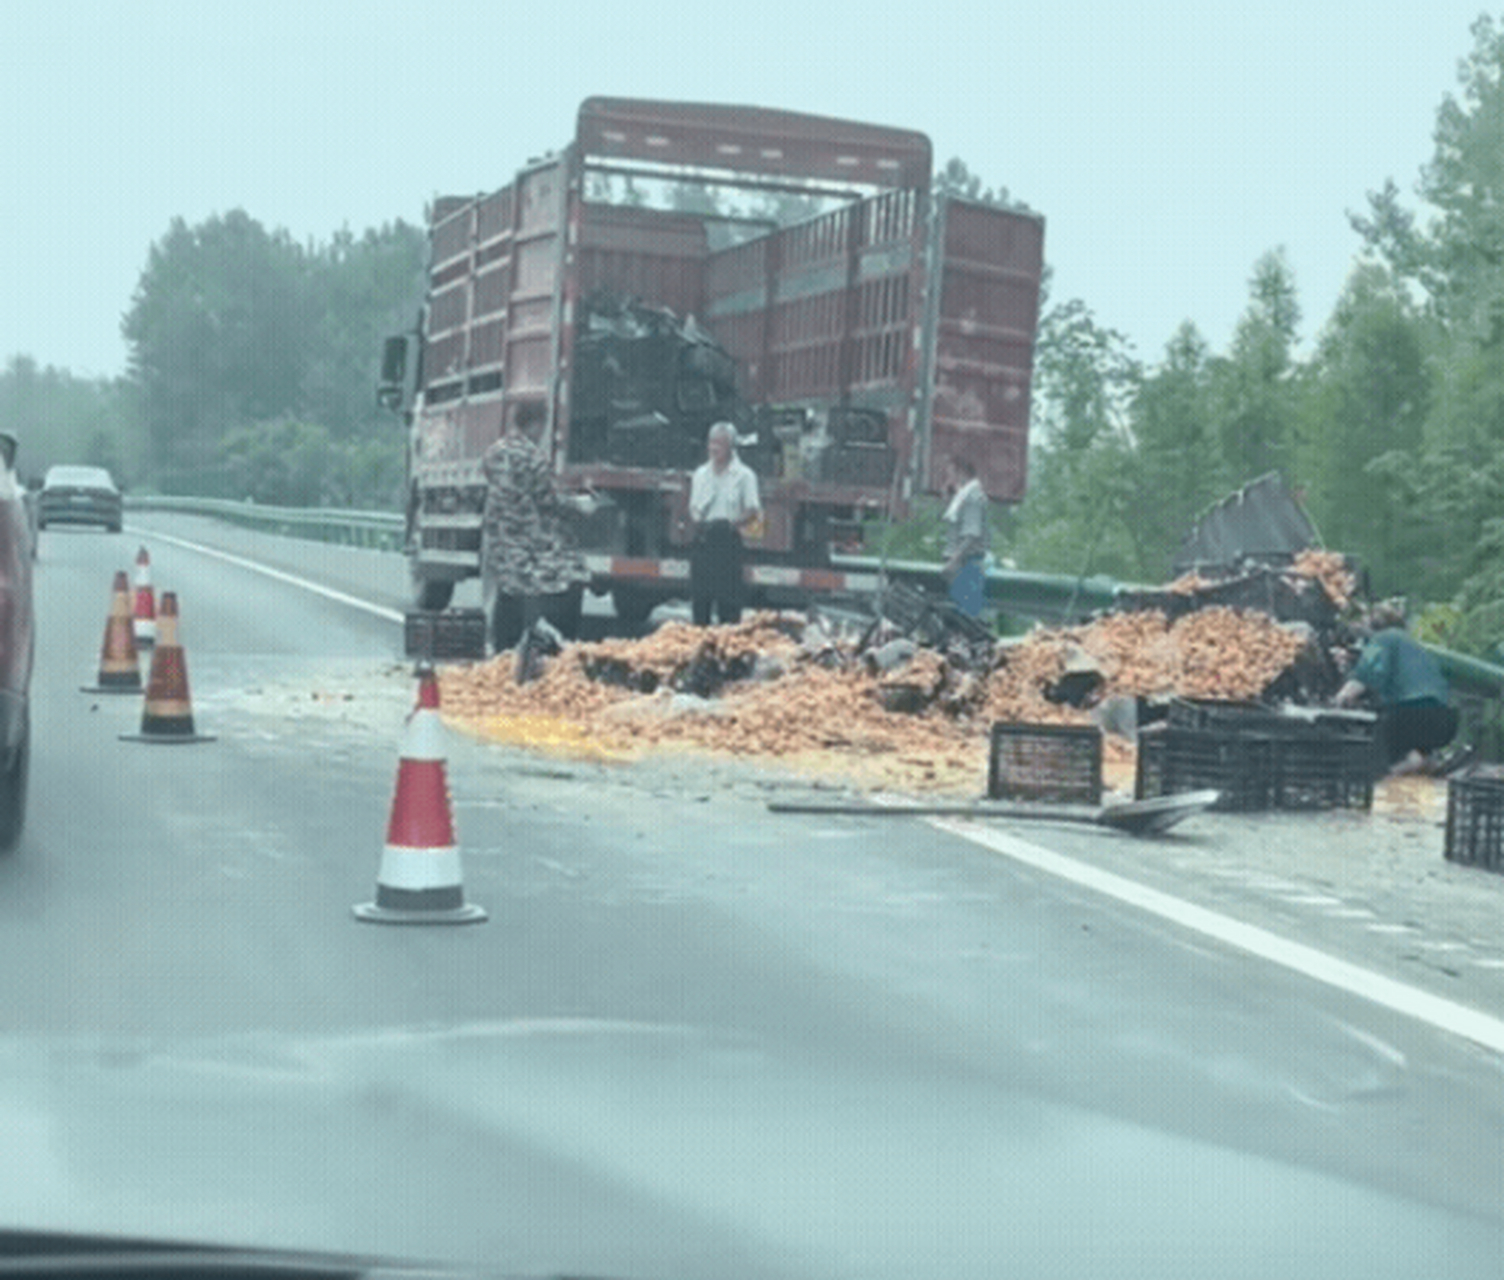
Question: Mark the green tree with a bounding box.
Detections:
[933,158,1033,213]
[220,419,335,507]
[122,212,422,500]
[1010,299,1143,579]
[1123,322,1227,577]
[1213,249,1302,485]
[0,355,138,483]
[1346,16,1504,641]
[1300,263,1431,593]
[301,221,427,440]
[1418,14,1504,345]
[122,211,310,472]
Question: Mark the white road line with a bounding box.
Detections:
[931,818,1504,1057]
[130,527,405,624]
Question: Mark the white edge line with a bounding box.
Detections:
[131,527,406,624]
[930,818,1504,1057]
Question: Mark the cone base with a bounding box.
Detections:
[352,901,487,925]
[119,732,217,745]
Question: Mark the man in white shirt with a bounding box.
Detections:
[688,421,762,625]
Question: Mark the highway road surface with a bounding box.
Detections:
[1,517,1501,1278]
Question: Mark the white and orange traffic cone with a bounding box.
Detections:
[119,592,216,744]
[81,570,143,694]
[354,665,486,924]
[132,545,156,648]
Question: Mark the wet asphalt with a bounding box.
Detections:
[2,518,1501,1276]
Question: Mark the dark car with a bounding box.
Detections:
[0,434,33,849]
[37,463,123,532]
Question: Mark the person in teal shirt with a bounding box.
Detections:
[1335,602,1461,774]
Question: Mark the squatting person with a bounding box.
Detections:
[1334,601,1464,775]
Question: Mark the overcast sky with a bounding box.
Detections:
[1,2,1491,380]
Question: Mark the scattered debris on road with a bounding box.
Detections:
[438,592,1321,794]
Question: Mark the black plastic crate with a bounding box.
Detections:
[1136,724,1276,812]
[1445,766,1504,872]
[1137,722,1374,812]
[876,581,933,632]
[1167,699,1294,734]
[1167,699,1376,740]
[404,608,487,661]
[825,442,894,488]
[990,723,1102,804]
[1270,733,1376,811]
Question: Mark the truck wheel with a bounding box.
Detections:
[0,713,30,853]
[413,576,455,612]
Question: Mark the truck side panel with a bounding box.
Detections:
[575,204,709,323]
[924,199,1043,503]
[703,188,925,497]
[706,191,921,407]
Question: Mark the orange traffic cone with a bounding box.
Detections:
[81,570,142,694]
[354,665,486,924]
[119,593,216,744]
[132,545,156,648]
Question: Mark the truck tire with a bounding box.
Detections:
[0,713,30,853]
[413,575,455,612]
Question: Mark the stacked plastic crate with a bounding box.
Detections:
[1136,700,1376,812]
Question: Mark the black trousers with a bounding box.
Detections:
[1378,701,1459,766]
[691,521,745,626]
[490,586,583,652]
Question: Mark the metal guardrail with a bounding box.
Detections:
[125,495,405,552]
[115,499,1504,697]
[123,501,1127,623]
[832,554,1130,622]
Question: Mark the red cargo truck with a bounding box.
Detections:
[379,97,1044,635]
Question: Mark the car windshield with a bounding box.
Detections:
[5,10,1504,1280]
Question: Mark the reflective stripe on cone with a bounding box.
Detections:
[132,545,156,647]
[354,665,485,925]
[81,570,142,694]
[119,592,216,745]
